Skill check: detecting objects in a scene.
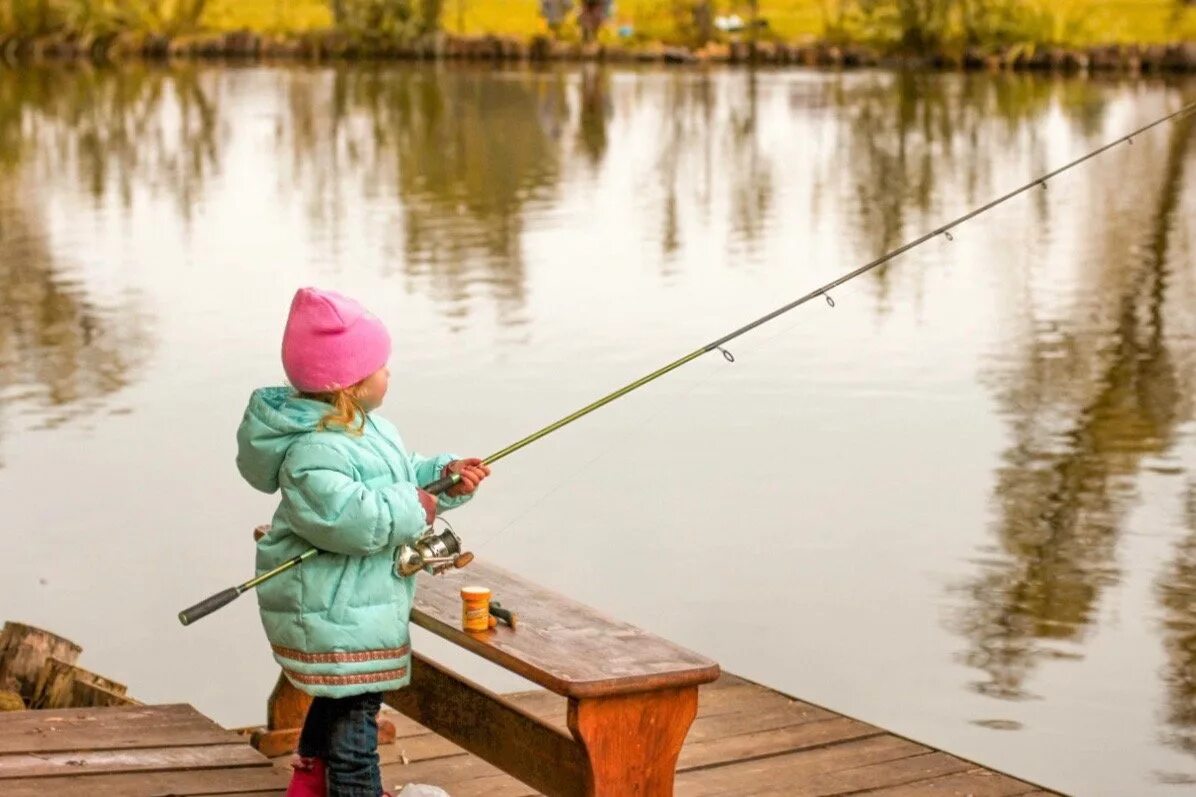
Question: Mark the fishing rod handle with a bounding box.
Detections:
[423,471,461,496]
[178,587,241,626]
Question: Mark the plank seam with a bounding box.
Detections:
[0,759,272,780]
[814,754,976,796]
[176,790,292,797]
[0,737,247,756]
[381,747,471,768]
[685,715,870,750]
[676,730,890,775]
[692,706,839,733]
[383,760,528,793]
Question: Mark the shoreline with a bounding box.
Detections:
[3,31,1195,73]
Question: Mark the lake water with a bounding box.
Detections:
[1,62,1194,795]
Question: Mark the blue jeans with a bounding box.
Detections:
[298,691,384,797]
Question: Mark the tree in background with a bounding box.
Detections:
[328,0,442,36]
[692,1,714,44]
[825,0,1097,53]
[826,0,957,51]
[898,0,951,50]
[450,0,466,33]
[667,0,715,46]
[420,0,443,32]
[1,0,208,37]
[133,0,209,33]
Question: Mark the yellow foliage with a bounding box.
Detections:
[6,0,1192,45]
[202,0,331,32]
[437,0,544,35]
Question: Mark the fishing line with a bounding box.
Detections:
[178,100,1196,624]
[447,100,1196,486]
[476,255,853,550]
[474,351,737,551]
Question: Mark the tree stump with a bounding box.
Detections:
[0,623,82,703]
[69,679,140,708]
[32,657,129,709]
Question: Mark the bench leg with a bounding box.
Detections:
[567,686,698,796]
[251,670,398,758]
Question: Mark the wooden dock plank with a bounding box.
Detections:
[692,682,781,712]
[687,701,844,741]
[381,749,536,796]
[677,717,884,771]
[0,742,267,779]
[305,675,1058,797]
[778,751,973,796]
[0,703,238,754]
[0,703,287,796]
[504,690,568,724]
[0,766,290,797]
[675,735,930,795]
[857,766,1044,796]
[378,725,462,765]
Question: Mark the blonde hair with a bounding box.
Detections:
[301,382,367,435]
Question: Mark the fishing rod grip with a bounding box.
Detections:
[178,587,241,626]
[423,472,460,496]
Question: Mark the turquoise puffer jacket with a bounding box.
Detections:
[236,386,470,698]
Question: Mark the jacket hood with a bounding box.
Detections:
[236,386,329,493]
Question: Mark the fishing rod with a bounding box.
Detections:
[178,100,1196,627]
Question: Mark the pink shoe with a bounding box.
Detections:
[284,756,327,797]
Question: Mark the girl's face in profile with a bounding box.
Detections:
[355,366,390,411]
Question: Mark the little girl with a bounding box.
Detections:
[236,287,489,797]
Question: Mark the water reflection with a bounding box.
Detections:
[816,73,1114,313]
[1160,483,1196,755]
[0,64,221,213]
[652,72,714,266]
[727,72,774,253]
[957,105,1195,708]
[0,174,150,448]
[279,66,791,291]
[577,65,610,167]
[2,62,1196,783]
[0,65,218,454]
[280,66,577,319]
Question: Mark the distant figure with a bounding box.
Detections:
[579,0,614,42]
[236,288,490,796]
[540,0,573,32]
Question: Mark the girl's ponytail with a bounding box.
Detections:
[303,385,367,435]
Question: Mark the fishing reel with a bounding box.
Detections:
[395,520,475,577]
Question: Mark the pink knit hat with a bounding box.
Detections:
[281,288,391,392]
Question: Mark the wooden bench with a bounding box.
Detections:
[257,559,720,796]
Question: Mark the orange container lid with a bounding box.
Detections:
[460,586,491,600]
